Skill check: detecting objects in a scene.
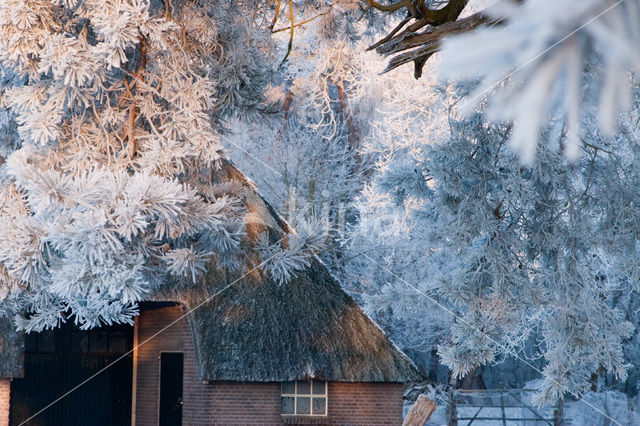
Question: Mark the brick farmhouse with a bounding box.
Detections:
[0,161,422,425]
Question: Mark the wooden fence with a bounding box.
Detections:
[453,388,563,426]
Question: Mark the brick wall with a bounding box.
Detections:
[327,382,403,425]
[0,379,10,426]
[135,305,404,426]
[135,304,213,426]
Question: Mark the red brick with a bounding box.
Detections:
[0,379,10,426]
[134,306,405,425]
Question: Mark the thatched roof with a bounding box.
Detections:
[0,314,23,378]
[154,160,422,383]
[185,260,420,382]
[0,159,421,383]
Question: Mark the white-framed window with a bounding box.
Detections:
[281,380,327,416]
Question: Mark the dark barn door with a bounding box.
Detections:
[10,322,133,426]
[159,352,183,426]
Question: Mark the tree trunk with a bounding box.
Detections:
[461,366,479,389]
[553,397,564,426]
[446,372,458,426]
[403,395,437,426]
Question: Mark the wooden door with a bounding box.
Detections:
[10,323,133,426]
[158,352,183,426]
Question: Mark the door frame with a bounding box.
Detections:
[130,316,139,426]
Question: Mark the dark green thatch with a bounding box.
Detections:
[183,259,421,382]
[0,314,24,378]
[154,160,422,383]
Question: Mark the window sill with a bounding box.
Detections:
[281,415,330,424]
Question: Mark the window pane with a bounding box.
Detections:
[281,396,295,414]
[108,331,126,353]
[297,397,310,415]
[312,380,326,395]
[90,331,108,352]
[297,380,311,394]
[72,331,89,353]
[282,381,295,394]
[312,397,326,415]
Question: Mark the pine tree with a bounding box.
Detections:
[358,0,640,403]
[0,0,317,331]
[358,87,640,402]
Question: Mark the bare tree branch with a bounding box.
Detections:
[380,12,495,77]
[280,0,295,66]
[270,0,282,31]
[272,5,333,33]
[365,0,414,13]
[364,0,498,78]
[366,16,412,51]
